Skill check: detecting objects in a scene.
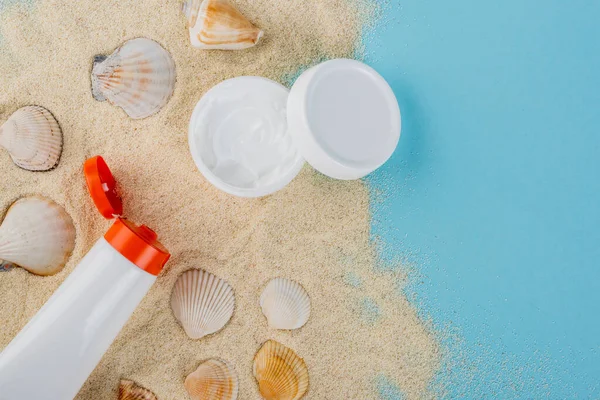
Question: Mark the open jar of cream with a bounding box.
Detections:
[189,59,401,197]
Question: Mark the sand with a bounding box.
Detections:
[0,0,440,398]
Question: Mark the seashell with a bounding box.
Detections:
[0,196,75,276]
[0,106,62,171]
[171,269,235,339]
[182,0,264,50]
[91,38,176,119]
[253,340,309,400]
[119,379,158,400]
[260,278,311,330]
[184,358,239,400]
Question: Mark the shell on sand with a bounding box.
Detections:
[171,269,235,339]
[253,340,309,400]
[0,196,75,276]
[183,0,263,50]
[0,106,62,171]
[91,38,176,119]
[260,278,311,330]
[118,379,158,400]
[184,358,239,400]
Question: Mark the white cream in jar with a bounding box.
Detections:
[189,77,304,197]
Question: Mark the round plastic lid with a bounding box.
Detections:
[84,156,170,275]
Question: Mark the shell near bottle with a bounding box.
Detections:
[185,358,239,400]
[171,268,235,339]
[0,196,76,276]
[119,379,158,400]
[91,38,176,119]
[260,278,311,330]
[253,340,309,400]
[182,0,263,50]
[0,106,62,171]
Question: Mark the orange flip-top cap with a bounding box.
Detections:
[84,156,123,218]
[105,219,170,276]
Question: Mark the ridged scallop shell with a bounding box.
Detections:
[0,106,62,171]
[182,0,264,50]
[119,379,158,400]
[0,196,75,276]
[171,269,235,339]
[260,278,311,330]
[91,38,176,119]
[253,340,309,400]
[184,358,239,400]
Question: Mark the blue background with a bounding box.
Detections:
[367,0,599,398]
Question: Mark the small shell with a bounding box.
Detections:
[0,196,75,276]
[0,106,62,171]
[184,0,264,50]
[253,340,309,400]
[171,269,235,339]
[91,38,176,119]
[260,278,311,330]
[119,379,158,400]
[184,358,239,400]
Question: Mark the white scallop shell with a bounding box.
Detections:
[0,106,62,171]
[253,340,309,400]
[0,196,76,276]
[183,0,264,50]
[91,38,176,119]
[260,278,311,330]
[184,358,239,400]
[171,269,235,339]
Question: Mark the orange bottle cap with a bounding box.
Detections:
[84,156,170,275]
[84,156,123,218]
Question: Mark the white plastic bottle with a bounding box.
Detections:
[0,156,170,400]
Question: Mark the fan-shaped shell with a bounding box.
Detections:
[260,278,311,330]
[91,38,176,119]
[0,106,62,171]
[253,340,309,400]
[183,0,264,50]
[171,269,235,339]
[184,358,239,400]
[119,379,157,400]
[0,196,75,276]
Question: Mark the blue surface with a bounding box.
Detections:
[367,0,600,398]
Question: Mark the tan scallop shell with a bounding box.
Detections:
[119,379,157,400]
[260,278,311,330]
[171,269,235,339]
[183,0,264,50]
[184,358,239,400]
[253,340,309,400]
[91,38,176,119]
[0,106,62,171]
[0,196,75,276]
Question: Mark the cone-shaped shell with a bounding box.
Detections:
[119,379,158,400]
[91,38,176,119]
[184,358,239,400]
[0,196,75,276]
[253,340,309,400]
[183,0,263,50]
[171,269,235,339]
[260,278,311,330]
[0,106,62,171]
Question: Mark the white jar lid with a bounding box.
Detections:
[189,59,401,197]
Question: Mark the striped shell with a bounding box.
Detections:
[253,340,309,400]
[171,269,235,339]
[91,38,176,119]
[184,358,239,400]
[0,106,62,171]
[119,379,157,400]
[182,0,263,50]
[260,278,311,330]
[0,196,75,276]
